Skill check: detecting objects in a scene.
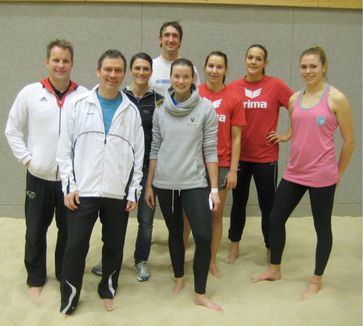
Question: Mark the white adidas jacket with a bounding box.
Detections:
[5,80,87,181]
[57,85,144,202]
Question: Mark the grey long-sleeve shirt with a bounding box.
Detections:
[150,86,218,190]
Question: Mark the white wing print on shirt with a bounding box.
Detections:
[245,88,262,99]
[212,99,222,109]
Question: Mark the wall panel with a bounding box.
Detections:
[0,3,361,217]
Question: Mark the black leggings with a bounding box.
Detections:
[155,187,212,294]
[269,178,336,276]
[229,161,277,248]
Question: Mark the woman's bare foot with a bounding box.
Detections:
[209,263,222,279]
[103,298,114,311]
[301,276,322,300]
[251,265,281,283]
[29,286,42,298]
[173,277,185,295]
[227,242,239,264]
[194,294,223,312]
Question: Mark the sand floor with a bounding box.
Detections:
[0,215,361,326]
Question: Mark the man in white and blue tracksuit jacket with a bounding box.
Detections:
[5,39,87,297]
[57,50,144,315]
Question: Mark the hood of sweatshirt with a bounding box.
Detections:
[163,84,201,117]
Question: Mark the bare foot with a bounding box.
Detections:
[173,277,185,295]
[301,276,322,300]
[103,298,114,311]
[227,242,239,264]
[194,294,223,313]
[251,268,281,283]
[29,286,42,298]
[209,264,222,279]
[300,282,321,300]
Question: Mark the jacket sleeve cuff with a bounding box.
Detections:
[62,183,78,195]
[21,154,32,166]
[127,185,142,203]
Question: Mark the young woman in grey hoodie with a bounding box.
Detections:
[145,58,223,312]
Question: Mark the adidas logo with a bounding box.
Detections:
[40,97,47,102]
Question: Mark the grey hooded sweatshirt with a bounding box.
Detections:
[150,86,218,190]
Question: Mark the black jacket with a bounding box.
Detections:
[123,88,163,170]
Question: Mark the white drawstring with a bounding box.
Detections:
[171,189,181,213]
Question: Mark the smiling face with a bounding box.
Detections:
[244,46,267,78]
[205,54,227,88]
[160,25,182,57]
[97,57,125,98]
[130,58,152,87]
[170,63,194,101]
[46,46,73,86]
[299,53,327,86]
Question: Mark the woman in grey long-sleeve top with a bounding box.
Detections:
[145,58,223,312]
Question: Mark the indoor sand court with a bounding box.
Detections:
[0,215,361,326]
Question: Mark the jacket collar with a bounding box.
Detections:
[40,78,78,94]
[40,78,79,108]
[87,84,132,113]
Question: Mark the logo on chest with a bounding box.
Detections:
[212,99,222,109]
[316,116,327,127]
[186,116,198,127]
[243,88,267,109]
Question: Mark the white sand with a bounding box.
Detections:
[0,216,361,326]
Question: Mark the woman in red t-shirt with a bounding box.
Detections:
[185,51,246,278]
[227,44,293,263]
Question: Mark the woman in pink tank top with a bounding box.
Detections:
[251,46,355,300]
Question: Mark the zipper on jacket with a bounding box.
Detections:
[54,90,73,179]
[39,80,78,180]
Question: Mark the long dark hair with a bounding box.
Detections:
[204,51,228,83]
[245,44,268,75]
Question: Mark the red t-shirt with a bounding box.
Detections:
[199,84,246,167]
[229,75,293,162]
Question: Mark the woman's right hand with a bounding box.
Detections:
[145,186,155,209]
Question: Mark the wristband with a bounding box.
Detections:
[210,188,219,193]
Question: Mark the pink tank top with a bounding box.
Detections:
[283,85,339,187]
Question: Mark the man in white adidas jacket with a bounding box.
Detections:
[57,49,144,315]
[5,39,87,298]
